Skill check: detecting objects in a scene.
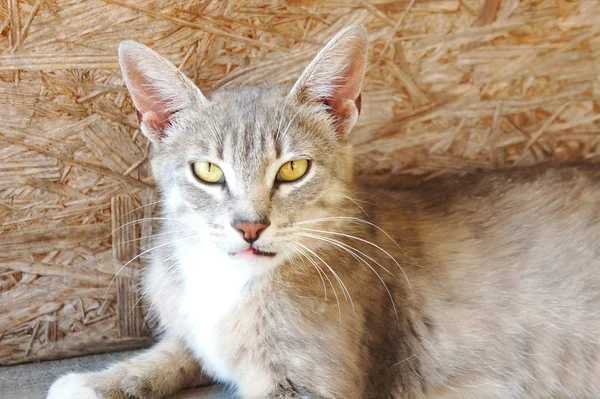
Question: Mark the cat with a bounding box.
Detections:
[47,24,600,399]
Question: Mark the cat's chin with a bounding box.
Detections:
[229,250,284,276]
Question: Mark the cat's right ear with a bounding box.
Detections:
[118,41,207,143]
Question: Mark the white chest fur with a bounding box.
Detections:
[174,241,251,382]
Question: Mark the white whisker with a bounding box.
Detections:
[279,104,306,140]
[299,226,411,288]
[107,217,188,239]
[297,216,407,256]
[118,229,197,245]
[295,242,355,314]
[296,232,399,321]
[277,93,322,140]
[292,243,341,321]
[103,234,198,300]
[286,243,328,300]
[118,199,166,221]
[151,260,181,307]
[275,104,288,142]
[298,232,395,277]
[342,195,369,217]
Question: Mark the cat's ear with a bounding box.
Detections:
[289,24,368,139]
[118,41,207,143]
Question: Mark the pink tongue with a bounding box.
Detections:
[240,248,255,255]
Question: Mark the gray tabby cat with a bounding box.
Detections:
[48,25,600,399]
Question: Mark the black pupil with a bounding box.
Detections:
[290,161,295,171]
[208,163,212,172]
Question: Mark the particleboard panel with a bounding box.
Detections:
[111,196,145,338]
[0,0,599,364]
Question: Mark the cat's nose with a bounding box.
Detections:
[232,220,270,243]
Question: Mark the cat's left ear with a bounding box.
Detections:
[289,24,368,140]
[118,41,207,143]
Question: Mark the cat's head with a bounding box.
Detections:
[119,25,368,275]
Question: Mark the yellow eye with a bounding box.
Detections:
[277,159,309,182]
[193,161,225,184]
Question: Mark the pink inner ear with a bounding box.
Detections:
[144,110,173,133]
[325,95,350,119]
[324,57,364,120]
[126,63,174,133]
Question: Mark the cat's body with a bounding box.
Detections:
[157,165,600,399]
[48,26,600,399]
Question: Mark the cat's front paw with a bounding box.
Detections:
[47,373,103,399]
[47,370,154,399]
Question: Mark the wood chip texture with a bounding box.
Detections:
[0,0,599,364]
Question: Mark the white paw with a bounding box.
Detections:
[47,373,101,399]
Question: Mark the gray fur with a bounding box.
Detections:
[48,25,600,399]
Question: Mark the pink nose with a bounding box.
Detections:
[233,221,270,243]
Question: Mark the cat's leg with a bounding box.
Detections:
[47,338,207,399]
[263,386,326,399]
[236,367,359,399]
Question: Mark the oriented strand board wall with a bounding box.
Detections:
[0,0,599,365]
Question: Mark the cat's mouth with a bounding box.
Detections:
[230,247,277,258]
